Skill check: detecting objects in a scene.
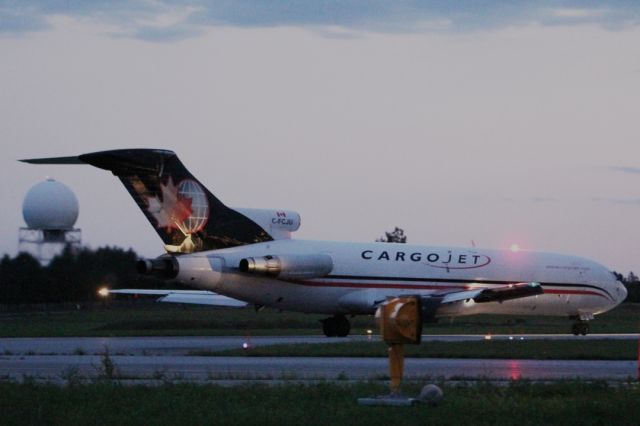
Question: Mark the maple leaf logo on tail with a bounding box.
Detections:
[145,177,202,236]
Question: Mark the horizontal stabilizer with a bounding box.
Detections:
[20,156,85,164]
[159,293,247,307]
[108,289,248,307]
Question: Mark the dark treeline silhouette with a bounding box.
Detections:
[377,227,407,243]
[0,246,168,305]
[613,271,640,303]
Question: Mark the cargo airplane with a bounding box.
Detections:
[22,149,627,336]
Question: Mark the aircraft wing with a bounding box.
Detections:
[339,282,543,315]
[107,289,248,307]
[439,282,544,304]
[409,282,544,320]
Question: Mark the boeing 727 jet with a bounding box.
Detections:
[22,149,627,336]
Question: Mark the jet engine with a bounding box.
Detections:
[136,256,178,279]
[137,254,225,289]
[239,254,333,279]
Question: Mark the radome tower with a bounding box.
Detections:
[19,178,81,265]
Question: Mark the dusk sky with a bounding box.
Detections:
[1,1,639,273]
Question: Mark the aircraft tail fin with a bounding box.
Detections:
[21,149,273,252]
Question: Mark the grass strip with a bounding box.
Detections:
[0,381,639,426]
[0,303,638,337]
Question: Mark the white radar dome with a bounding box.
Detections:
[22,178,79,230]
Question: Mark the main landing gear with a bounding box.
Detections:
[322,314,351,337]
[571,322,589,336]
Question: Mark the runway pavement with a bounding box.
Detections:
[0,355,635,383]
[0,335,637,383]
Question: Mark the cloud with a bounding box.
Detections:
[114,2,205,42]
[1,1,640,41]
[548,8,608,19]
[129,25,202,42]
[608,198,640,206]
[591,196,640,206]
[0,3,49,33]
[611,166,640,175]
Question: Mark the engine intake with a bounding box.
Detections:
[239,254,333,279]
[136,256,179,279]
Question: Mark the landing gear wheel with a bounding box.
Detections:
[322,315,351,337]
[571,322,589,336]
[322,318,337,337]
[335,316,351,337]
[581,323,589,336]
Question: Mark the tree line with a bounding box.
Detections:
[612,271,640,303]
[0,246,168,305]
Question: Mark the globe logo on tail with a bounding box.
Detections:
[146,177,210,235]
[177,179,209,233]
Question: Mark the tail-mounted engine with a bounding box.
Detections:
[137,255,224,288]
[136,256,179,279]
[239,254,333,279]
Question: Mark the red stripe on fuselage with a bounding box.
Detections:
[292,280,467,291]
[290,280,609,300]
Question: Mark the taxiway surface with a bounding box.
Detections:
[0,355,635,382]
[0,335,637,383]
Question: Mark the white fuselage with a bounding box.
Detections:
[175,240,626,319]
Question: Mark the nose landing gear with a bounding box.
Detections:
[321,314,351,337]
[571,322,589,336]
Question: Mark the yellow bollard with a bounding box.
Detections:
[377,296,422,395]
[388,343,405,394]
[359,296,424,405]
